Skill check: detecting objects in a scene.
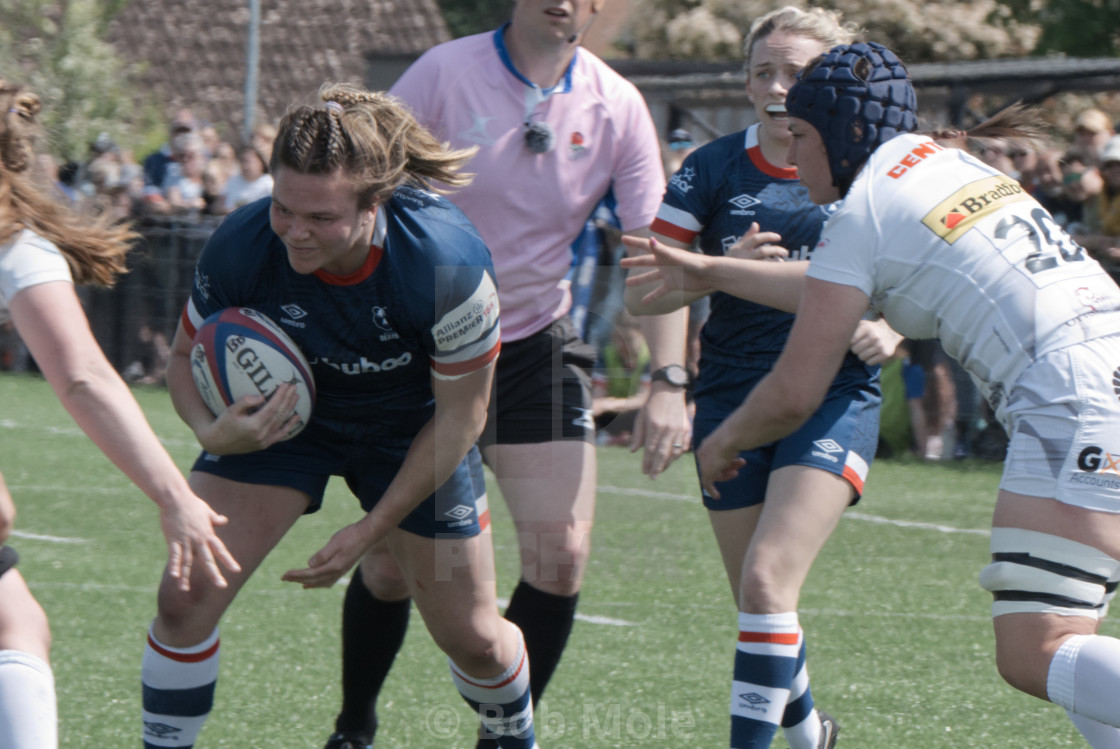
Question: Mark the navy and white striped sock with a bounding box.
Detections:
[449,631,538,749]
[730,611,800,749]
[781,633,823,749]
[141,627,219,748]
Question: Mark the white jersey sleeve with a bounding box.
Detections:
[808,134,1120,413]
[0,229,73,324]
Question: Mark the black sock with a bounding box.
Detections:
[504,580,580,703]
[334,566,411,740]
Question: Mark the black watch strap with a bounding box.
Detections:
[651,364,691,388]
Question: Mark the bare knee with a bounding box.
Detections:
[154,577,224,646]
[739,558,797,614]
[359,550,409,600]
[992,618,1088,701]
[993,635,1053,699]
[432,620,505,674]
[517,528,591,596]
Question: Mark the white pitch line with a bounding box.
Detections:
[598,484,990,536]
[845,511,990,536]
[598,484,698,502]
[495,597,636,627]
[9,529,90,544]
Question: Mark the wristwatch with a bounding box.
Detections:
[651,364,691,389]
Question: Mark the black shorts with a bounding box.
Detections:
[0,545,18,578]
[479,317,597,447]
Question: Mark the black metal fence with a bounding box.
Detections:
[84,215,221,376]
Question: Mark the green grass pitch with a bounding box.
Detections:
[0,372,1098,747]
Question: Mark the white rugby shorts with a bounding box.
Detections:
[1001,334,1120,512]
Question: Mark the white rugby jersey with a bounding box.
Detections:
[0,229,72,324]
[807,133,1120,413]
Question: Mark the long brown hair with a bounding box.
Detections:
[930,102,1051,154]
[0,80,136,287]
[270,82,476,210]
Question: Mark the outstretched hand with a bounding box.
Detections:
[281,518,377,589]
[160,494,241,591]
[620,235,714,305]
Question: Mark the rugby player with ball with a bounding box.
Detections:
[139,83,541,749]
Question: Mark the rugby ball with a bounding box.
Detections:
[190,307,315,439]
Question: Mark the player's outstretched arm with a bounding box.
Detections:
[283,363,495,588]
[621,232,808,313]
[9,281,240,590]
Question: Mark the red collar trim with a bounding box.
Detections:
[314,245,383,286]
[747,144,799,180]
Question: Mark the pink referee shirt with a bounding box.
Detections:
[391,26,665,342]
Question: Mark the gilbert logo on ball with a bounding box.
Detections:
[191,307,316,439]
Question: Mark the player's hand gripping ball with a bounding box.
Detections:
[190,307,316,439]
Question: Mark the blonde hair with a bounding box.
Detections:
[743,6,860,73]
[0,80,135,287]
[271,82,476,209]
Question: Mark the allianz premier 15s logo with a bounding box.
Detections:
[922,175,1031,244]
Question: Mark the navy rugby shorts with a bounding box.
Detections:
[693,360,881,510]
[191,434,488,538]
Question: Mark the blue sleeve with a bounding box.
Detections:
[185,201,274,330]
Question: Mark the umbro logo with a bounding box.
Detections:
[737,692,770,713]
[813,439,844,454]
[729,194,761,215]
[444,505,475,521]
[281,304,308,320]
[144,720,182,738]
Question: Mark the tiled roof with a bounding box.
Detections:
[107,0,449,143]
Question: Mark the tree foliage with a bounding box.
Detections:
[435,0,510,38]
[999,0,1120,58]
[626,0,1047,63]
[0,0,153,163]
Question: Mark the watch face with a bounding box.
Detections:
[657,365,688,387]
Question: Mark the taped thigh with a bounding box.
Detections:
[978,528,1120,619]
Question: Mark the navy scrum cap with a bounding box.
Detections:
[786,41,918,194]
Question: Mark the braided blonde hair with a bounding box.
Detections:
[271,82,476,209]
[0,80,135,287]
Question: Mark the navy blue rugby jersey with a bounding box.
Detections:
[181,186,500,441]
[652,124,830,366]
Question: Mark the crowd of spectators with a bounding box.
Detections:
[35,108,277,226]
